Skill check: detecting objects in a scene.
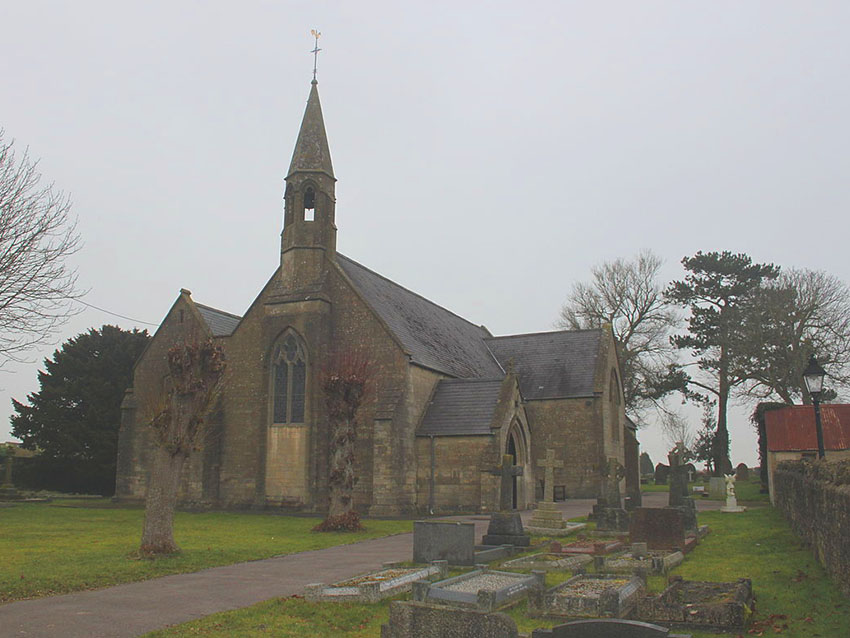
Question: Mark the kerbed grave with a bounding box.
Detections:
[501,552,593,572]
[550,539,625,556]
[413,568,544,612]
[596,544,684,576]
[528,573,645,619]
[636,577,754,632]
[306,562,448,603]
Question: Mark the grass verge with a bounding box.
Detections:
[0,499,411,603]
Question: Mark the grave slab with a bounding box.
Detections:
[528,573,645,619]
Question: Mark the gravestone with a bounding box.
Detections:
[654,463,669,485]
[667,444,697,532]
[0,445,20,500]
[639,452,654,476]
[413,521,475,565]
[708,476,725,499]
[595,458,629,532]
[532,619,692,637]
[528,449,571,535]
[629,508,690,552]
[482,455,530,547]
[735,463,749,480]
[381,600,519,638]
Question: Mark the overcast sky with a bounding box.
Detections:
[2,1,849,468]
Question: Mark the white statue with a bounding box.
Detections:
[721,472,746,513]
[724,473,736,499]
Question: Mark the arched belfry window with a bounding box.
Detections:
[271,331,307,423]
[303,186,316,222]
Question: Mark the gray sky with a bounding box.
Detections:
[2,1,849,468]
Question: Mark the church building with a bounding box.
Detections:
[115,80,636,516]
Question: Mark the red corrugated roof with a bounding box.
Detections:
[764,404,850,452]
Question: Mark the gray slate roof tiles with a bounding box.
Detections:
[419,379,504,436]
[337,254,504,379]
[195,303,242,337]
[485,329,601,400]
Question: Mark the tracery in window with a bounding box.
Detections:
[271,332,307,423]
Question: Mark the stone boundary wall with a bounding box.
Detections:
[773,459,850,597]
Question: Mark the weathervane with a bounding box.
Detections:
[310,29,322,82]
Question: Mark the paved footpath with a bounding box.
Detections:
[0,494,720,638]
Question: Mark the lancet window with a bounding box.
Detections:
[271,331,307,424]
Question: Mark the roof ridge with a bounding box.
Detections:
[486,327,602,341]
[337,253,488,333]
[193,302,243,320]
[439,377,505,384]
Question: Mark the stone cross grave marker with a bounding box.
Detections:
[538,449,563,503]
[490,454,523,511]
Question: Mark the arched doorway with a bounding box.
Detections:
[504,419,531,509]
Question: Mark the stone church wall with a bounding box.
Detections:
[525,397,604,499]
[415,434,499,514]
[327,265,414,515]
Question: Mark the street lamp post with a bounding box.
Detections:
[802,355,827,459]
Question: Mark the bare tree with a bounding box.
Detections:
[0,131,81,363]
[141,338,225,555]
[313,351,372,532]
[739,269,850,404]
[660,410,694,451]
[559,250,679,417]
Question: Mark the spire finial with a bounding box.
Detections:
[310,29,322,83]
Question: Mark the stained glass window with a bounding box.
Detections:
[271,332,307,423]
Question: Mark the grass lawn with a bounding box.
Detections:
[642,475,769,503]
[144,506,850,638]
[0,499,411,603]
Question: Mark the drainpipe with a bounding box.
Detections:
[429,435,436,515]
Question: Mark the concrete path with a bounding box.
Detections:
[0,493,722,638]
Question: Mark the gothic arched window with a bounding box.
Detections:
[271,332,307,423]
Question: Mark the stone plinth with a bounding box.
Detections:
[720,495,747,513]
[482,511,530,547]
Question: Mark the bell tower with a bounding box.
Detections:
[280,79,336,290]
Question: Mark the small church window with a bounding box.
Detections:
[303,187,315,221]
[271,332,307,424]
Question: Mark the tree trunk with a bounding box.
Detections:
[140,446,186,554]
[327,416,355,519]
[715,345,730,477]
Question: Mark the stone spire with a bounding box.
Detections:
[287,81,334,180]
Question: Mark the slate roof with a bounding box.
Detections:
[485,329,601,400]
[419,379,504,436]
[337,255,504,379]
[195,303,242,337]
